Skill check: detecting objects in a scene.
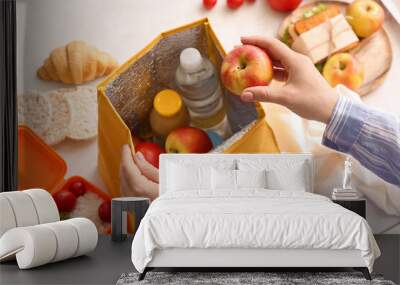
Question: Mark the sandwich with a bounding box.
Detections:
[281,4,359,64]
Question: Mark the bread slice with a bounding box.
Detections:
[65,86,98,140]
[18,91,52,136]
[292,14,359,63]
[295,5,341,34]
[42,89,72,145]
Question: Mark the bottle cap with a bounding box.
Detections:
[153,89,183,117]
[180,48,203,73]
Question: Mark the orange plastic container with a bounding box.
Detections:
[18,126,133,233]
[18,126,67,191]
[18,126,108,195]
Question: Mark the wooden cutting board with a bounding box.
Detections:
[277,1,393,96]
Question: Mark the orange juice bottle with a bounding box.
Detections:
[149,89,190,137]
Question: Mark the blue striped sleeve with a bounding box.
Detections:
[322,96,400,187]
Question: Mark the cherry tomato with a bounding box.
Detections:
[203,0,217,9]
[227,0,244,9]
[68,181,86,197]
[53,190,77,212]
[98,200,111,223]
[135,142,164,168]
[267,0,302,12]
[104,224,112,235]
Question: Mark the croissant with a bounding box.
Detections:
[37,41,118,84]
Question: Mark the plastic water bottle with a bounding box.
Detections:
[175,48,231,138]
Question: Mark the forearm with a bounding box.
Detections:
[322,93,400,187]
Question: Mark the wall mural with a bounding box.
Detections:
[13,0,400,236]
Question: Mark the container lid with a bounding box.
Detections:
[18,126,67,192]
[153,89,183,117]
[180,48,203,73]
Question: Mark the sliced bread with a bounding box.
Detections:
[18,91,52,136]
[65,86,98,140]
[42,89,72,145]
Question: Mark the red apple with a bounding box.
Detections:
[323,53,364,90]
[135,142,165,168]
[346,0,384,38]
[221,45,273,96]
[267,0,302,12]
[227,0,244,9]
[165,127,213,154]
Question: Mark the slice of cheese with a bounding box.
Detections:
[292,14,359,63]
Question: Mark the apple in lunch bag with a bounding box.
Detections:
[165,127,213,154]
[221,45,273,96]
[323,53,364,90]
[135,142,165,168]
[346,0,384,38]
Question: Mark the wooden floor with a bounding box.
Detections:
[0,235,398,285]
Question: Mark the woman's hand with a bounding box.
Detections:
[240,36,339,124]
[119,145,159,201]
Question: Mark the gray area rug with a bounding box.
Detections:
[116,272,396,285]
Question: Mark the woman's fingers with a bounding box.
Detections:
[120,145,159,200]
[121,145,141,179]
[120,145,143,193]
[133,152,160,183]
[271,60,284,69]
[273,66,288,82]
[241,85,287,105]
[240,36,295,67]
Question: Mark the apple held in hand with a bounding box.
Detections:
[221,45,273,96]
[323,53,364,90]
[135,142,165,168]
[346,0,384,38]
[165,127,213,154]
